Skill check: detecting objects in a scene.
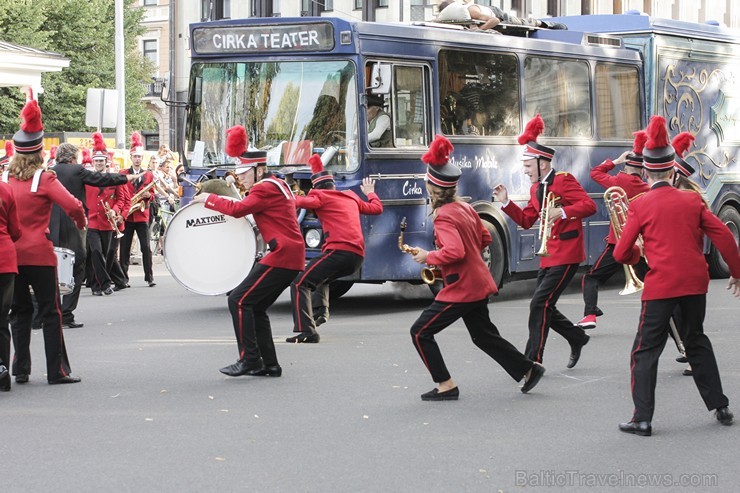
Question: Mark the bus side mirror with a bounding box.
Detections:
[369,64,391,94]
[192,76,202,106]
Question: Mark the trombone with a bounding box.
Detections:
[398,217,441,285]
[603,186,643,295]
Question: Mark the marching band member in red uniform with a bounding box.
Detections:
[0,178,21,391]
[0,141,13,173]
[409,136,545,401]
[493,115,596,368]
[288,155,383,343]
[5,100,86,385]
[577,131,650,329]
[191,126,305,377]
[614,116,740,436]
[119,132,156,288]
[85,133,127,296]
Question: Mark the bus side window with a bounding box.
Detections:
[439,49,520,137]
[524,57,592,138]
[393,65,427,147]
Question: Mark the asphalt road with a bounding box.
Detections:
[1,263,738,492]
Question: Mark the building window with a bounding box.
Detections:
[378,0,388,6]
[142,39,158,65]
[354,0,362,10]
[143,0,157,6]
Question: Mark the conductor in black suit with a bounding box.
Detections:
[48,143,138,328]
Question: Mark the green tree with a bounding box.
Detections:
[0,0,154,137]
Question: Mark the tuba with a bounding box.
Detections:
[126,179,156,218]
[604,186,643,295]
[398,217,441,285]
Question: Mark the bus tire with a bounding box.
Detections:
[329,280,354,300]
[482,219,506,288]
[708,205,740,279]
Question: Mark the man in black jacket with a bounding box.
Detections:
[49,142,138,328]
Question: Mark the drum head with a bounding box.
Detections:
[164,202,259,295]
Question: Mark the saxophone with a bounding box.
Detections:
[398,217,441,285]
[126,179,156,218]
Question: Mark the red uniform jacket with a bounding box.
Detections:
[428,201,497,303]
[204,174,306,271]
[120,168,154,223]
[85,183,127,232]
[0,181,22,274]
[502,170,597,268]
[614,182,740,300]
[295,189,383,257]
[590,159,649,244]
[9,172,85,266]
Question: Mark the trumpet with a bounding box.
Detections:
[126,179,156,218]
[536,180,558,257]
[100,198,124,239]
[604,186,643,295]
[398,217,441,285]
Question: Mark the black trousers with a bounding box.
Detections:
[10,266,73,381]
[60,227,87,323]
[0,273,14,368]
[410,299,533,383]
[87,229,113,292]
[107,235,128,288]
[582,243,649,316]
[290,250,362,335]
[526,263,588,363]
[227,263,299,366]
[120,221,153,283]
[630,295,728,422]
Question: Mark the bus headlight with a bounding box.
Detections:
[305,229,322,248]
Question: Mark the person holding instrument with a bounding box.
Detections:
[408,135,545,401]
[493,115,595,368]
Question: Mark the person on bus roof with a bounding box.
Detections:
[436,1,567,31]
[493,114,596,369]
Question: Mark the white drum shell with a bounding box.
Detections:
[163,202,263,295]
[54,247,75,295]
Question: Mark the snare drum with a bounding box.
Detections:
[163,202,264,295]
[54,247,75,295]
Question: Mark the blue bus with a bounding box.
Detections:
[179,13,740,295]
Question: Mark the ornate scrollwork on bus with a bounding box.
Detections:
[662,61,737,184]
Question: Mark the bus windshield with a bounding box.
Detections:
[185,60,359,172]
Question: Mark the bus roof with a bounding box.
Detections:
[549,14,740,44]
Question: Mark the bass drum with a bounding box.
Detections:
[163,202,264,295]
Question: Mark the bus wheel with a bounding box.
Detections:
[708,205,740,279]
[329,281,354,300]
[482,219,506,288]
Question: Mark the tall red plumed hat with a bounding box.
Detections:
[518,114,554,161]
[92,132,108,161]
[423,134,460,189]
[0,140,14,167]
[225,125,266,174]
[130,131,144,156]
[309,153,334,187]
[625,130,647,168]
[81,147,92,166]
[13,100,45,154]
[642,116,675,171]
[672,132,696,177]
[49,145,57,160]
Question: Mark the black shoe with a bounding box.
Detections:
[250,365,282,377]
[113,284,129,292]
[103,287,114,296]
[148,281,156,287]
[48,375,81,384]
[15,374,29,384]
[716,406,734,426]
[314,314,329,327]
[0,365,9,391]
[682,366,693,376]
[567,334,590,369]
[92,290,103,296]
[521,363,546,394]
[286,333,320,343]
[619,420,652,436]
[63,321,84,329]
[219,358,264,377]
[421,387,459,401]
[676,354,688,363]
